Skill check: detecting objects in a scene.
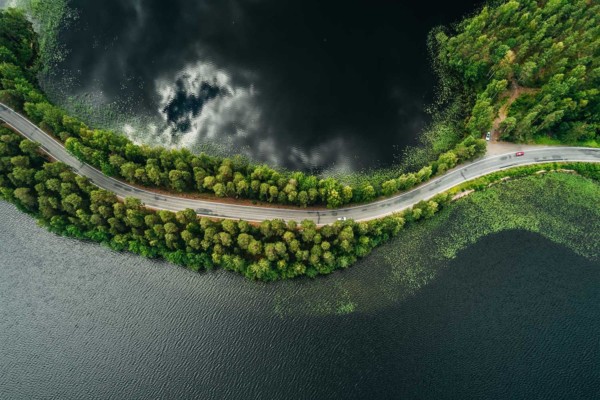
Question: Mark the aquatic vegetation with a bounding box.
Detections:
[380,173,600,303]
[273,172,600,315]
[9,0,74,74]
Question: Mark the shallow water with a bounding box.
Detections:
[1,201,598,399]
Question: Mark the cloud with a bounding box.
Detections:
[148,60,360,171]
[153,60,262,148]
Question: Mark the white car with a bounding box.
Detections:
[337,216,347,221]
[485,131,491,141]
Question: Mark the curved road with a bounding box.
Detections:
[1,103,599,225]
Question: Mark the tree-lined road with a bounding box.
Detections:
[2,103,599,225]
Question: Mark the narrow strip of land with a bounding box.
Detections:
[1,103,599,224]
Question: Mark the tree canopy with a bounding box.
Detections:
[431,0,599,144]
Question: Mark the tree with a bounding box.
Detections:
[500,117,517,136]
[221,219,238,236]
[297,190,309,207]
[174,208,196,226]
[466,96,494,136]
[247,259,273,280]
[436,151,458,174]
[169,169,190,192]
[361,184,376,201]
[342,186,353,203]
[237,233,253,250]
[235,179,249,197]
[247,239,262,256]
[326,189,343,208]
[417,166,433,182]
[259,220,273,238]
[213,183,226,197]
[381,179,397,196]
[203,176,216,190]
[518,61,538,86]
[10,155,29,168]
[120,162,138,182]
[423,201,439,219]
[268,185,279,202]
[18,139,39,156]
[397,174,418,191]
[300,220,317,243]
[411,207,423,221]
[9,167,35,186]
[13,187,36,209]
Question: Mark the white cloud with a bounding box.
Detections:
[154,60,262,147]
[120,59,356,171]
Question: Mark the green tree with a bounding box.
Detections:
[13,187,36,209]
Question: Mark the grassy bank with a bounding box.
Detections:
[534,136,600,149]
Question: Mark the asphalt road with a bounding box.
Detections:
[2,103,599,224]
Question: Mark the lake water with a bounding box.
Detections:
[1,200,598,399]
[46,0,481,171]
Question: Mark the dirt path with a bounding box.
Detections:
[491,80,539,141]
[485,141,551,156]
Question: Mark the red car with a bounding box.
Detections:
[516,151,525,157]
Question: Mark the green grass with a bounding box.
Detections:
[533,136,600,148]
[271,173,600,317]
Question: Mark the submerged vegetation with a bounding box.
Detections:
[381,171,600,305]
[275,172,600,315]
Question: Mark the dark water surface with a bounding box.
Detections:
[1,201,599,399]
[48,0,481,171]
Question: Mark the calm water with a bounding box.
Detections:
[1,201,599,399]
[46,0,481,171]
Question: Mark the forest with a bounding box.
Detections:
[431,0,599,145]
